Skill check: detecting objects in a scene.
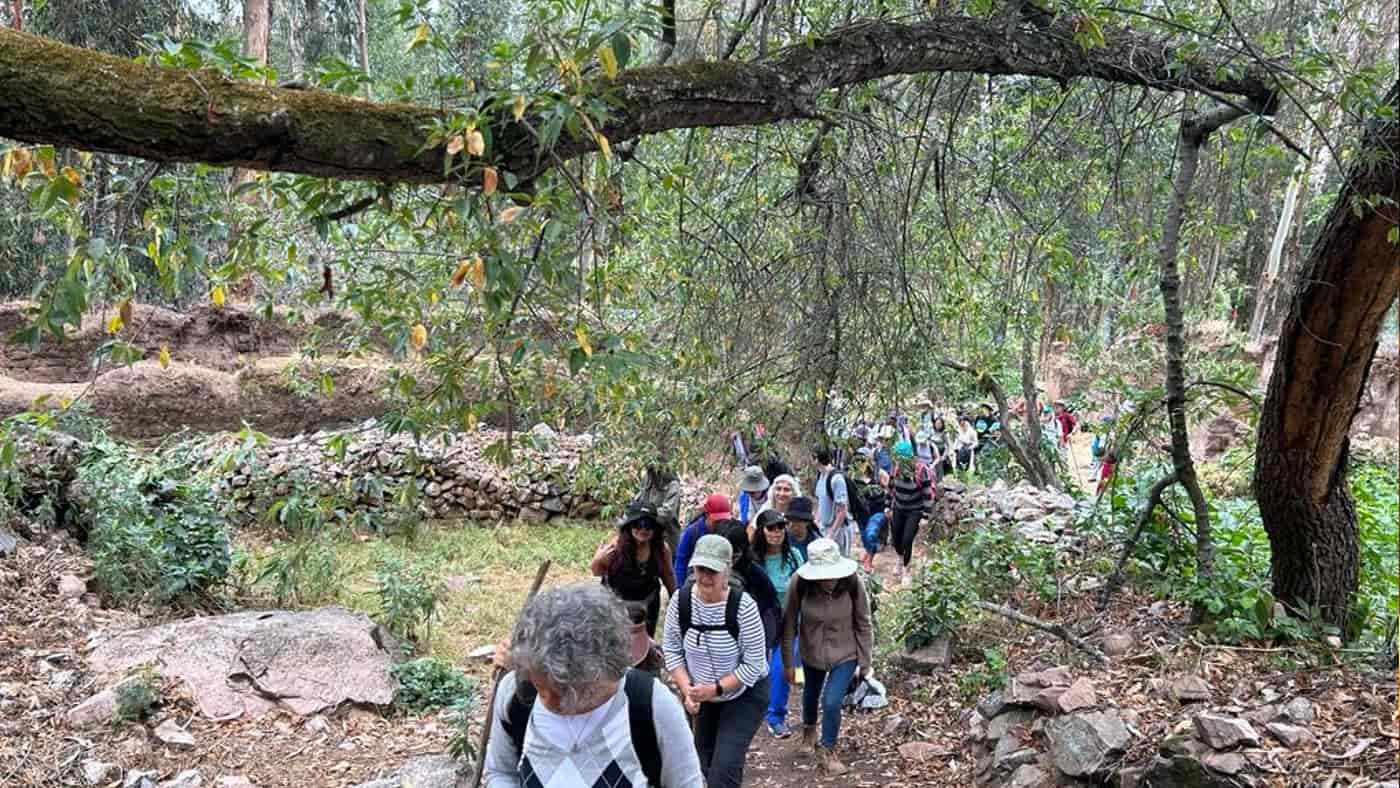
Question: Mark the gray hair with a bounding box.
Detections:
[510,583,631,710]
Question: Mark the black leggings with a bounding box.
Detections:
[890,508,921,568]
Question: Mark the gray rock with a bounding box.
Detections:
[1046,710,1131,778]
[154,718,196,748]
[1005,764,1054,788]
[897,741,945,762]
[1102,632,1135,657]
[1030,685,1067,714]
[1168,675,1213,703]
[58,573,87,598]
[1193,713,1260,750]
[1202,752,1247,776]
[82,760,120,785]
[1134,755,1237,787]
[1057,677,1098,713]
[214,779,255,788]
[541,496,565,514]
[0,526,18,557]
[66,677,138,728]
[993,735,1037,772]
[124,771,159,788]
[986,709,1036,741]
[884,713,912,737]
[1266,721,1314,748]
[1278,696,1316,725]
[352,755,459,788]
[86,607,400,719]
[518,507,549,523]
[977,690,1007,720]
[158,770,204,788]
[1160,735,1212,759]
[892,636,952,674]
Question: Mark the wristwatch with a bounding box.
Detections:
[714,681,724,697]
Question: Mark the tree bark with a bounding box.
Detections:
[0,18,1275,185]
[356,0,371,99]
[242,0,271,65]
[1254,81,1400,632]
[1157,103,1250,617]
[7,0,20,31]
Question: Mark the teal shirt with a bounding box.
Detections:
[762,547,804,606]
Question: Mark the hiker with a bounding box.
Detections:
[736,465,770,527]
[1096,450,1118,497]
[888,440,933,586]
[917,397,937,433]
[953,415,979,473]
[928,415,952,478]
[635,463,682,550]
[592,503,678,637]
[716,519,783,650]
[662,534,770,788]
[914,428,935,467]
[674,494,733,587]
[850,450,889,572]
[1053,400,1077,447]
[874,425,895,475]
[1090,416,1112,472]
[783,496,820,560]
[813,447,854,557]
[757,473,801,518]
[751,509,805,739]
[484,583,703,788]
[781,538,873,776]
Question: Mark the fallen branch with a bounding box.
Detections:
[464,559,551,788]
[974,600,1109,663]
[1097,472,1178,611]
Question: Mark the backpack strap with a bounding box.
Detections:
[724,587,742,642]
[504,676,538,757]
[678,582,694,641]
[624,669,663,787]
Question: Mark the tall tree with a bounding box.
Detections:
[243,0,271,65]
[1254,81,1400,632]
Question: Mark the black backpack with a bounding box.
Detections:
[677,583,742,643]
[504,668,662,787]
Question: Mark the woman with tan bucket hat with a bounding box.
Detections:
[780,538,873,775]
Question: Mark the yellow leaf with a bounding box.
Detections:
[466,129,485,157]
[78,151,93,167]
[10,148,31,180]
[36,149,56,178]
[105,314,123,335]
[595,133,611,161]
[61,166,81,186]
[558,57,577,78]
[159,345,171,369]
[513,95,527,121]
[428,290,439,306]
[0,151,10,180]
[211,286,226,308]
[597,44,618,79]
[445,135,465,155]
[500,206,523,224]
[407,23,431,52]
[472,255,486,290]
[57,396,71,410]
[410,323,428,350]
[118,298,133,326]
[451,259,472,288]
[481,167,498,195]
[575,326,593,359]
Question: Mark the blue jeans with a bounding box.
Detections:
[765,637,798,725]
[861,512,886,556]
[802,659,858,748]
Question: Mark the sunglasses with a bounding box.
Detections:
[762,523,787,532]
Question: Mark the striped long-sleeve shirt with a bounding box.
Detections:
[661,590,769,701]
[889,464,933,515]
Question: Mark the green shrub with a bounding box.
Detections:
[115,675,159,722]
[447,695,481,760]
[896,543,977,651]
[80,436,231,604]
[956,648,1008,699]
[243,535,344,607]
[375,551,438,644]
[391,657,476,712]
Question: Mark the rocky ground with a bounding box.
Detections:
[2,488,1396,788]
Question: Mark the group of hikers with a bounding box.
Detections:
[483,397,1115,787]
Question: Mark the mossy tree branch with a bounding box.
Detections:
[0,18,1276,185]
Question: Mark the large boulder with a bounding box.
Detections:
[1046,709,1131,778]
[85,607,402,719]
[352,755,459,788]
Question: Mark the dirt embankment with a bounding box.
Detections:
[0,301,390,438]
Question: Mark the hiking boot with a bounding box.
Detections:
[800,724,818,753]
[767,720,793,739]
[820,746,849,775]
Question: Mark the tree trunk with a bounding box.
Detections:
[1157,103,1251,614]
[356,0,371,99]
[7,0,20,30]
[242,0,271,65]
[0,18,1275,186]
[1255,81,1400,632]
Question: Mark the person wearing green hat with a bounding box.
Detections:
[887,439,933,587]
[780,538,872,775]
[662,533,770,788]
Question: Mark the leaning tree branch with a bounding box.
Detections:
[0,17,1276,185]
[1097,471,1179,610]
[974,600,1110,663]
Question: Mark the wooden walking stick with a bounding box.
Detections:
[465,559,551,788]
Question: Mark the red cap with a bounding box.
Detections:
[702,494,731,517]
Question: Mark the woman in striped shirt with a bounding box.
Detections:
[888,440,934,586]
[662,533,770,788]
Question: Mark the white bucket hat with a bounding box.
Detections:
[796,538,858,581]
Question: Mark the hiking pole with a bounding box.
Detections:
[466,559,552,788]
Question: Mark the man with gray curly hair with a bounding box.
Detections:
[484,583,702,787]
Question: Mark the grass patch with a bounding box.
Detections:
[234,520,605,672]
